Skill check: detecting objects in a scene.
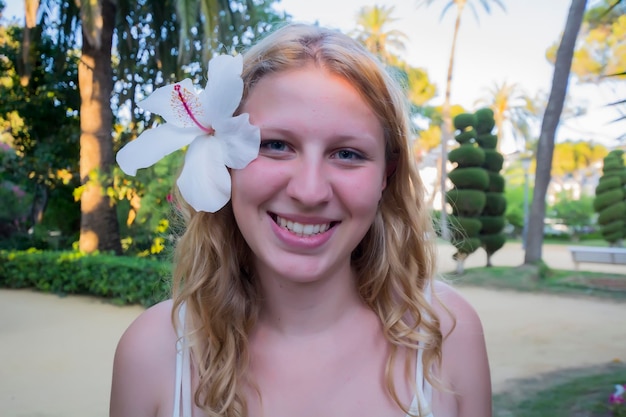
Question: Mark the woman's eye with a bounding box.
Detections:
[260,140,288,152]
[333,149,364,160]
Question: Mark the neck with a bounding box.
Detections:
[254,263,366,336]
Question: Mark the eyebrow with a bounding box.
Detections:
[259,125,381,143]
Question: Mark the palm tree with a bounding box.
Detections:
[352,4,408,63]
[524,0,588,265]
[474,81,537,153]
[416,0,506,239]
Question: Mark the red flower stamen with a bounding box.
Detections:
[174,85,215,135]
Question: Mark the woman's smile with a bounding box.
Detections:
[230,64,387,284]
[271,213,335,236]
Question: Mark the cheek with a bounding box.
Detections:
[231,159,285,207]
[337,171,385,213]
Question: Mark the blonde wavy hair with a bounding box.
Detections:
[171,23,443,417]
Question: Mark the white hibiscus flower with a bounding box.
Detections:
[116,54,260,212]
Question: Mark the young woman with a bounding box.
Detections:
[110,23,491,417]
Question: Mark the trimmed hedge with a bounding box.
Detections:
[487,172,505,193]
[449,217,482,239]
[448,166,490,190]
[594,150,626,244]
[596,176,621,194]
[448,145,485,167]
[453,113,477,130]
[476,133,498,149]
[483,149,504,172]
[0,250,171,307]
[446,189,487,217]
[479,216,506,234]
[474,108,496,133]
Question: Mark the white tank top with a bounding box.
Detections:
[172,303,435,417]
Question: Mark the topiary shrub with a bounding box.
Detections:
[447,113,487,274]
[594,150,626,246]
[475,108,507,266]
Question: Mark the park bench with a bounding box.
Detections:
[568,246,626,270]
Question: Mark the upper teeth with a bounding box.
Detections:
[276,216,331,236]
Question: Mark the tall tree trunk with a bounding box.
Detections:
[524,0,587,265]
[78,0,121,254]
[19,0,39,86]
[439,6,464,241]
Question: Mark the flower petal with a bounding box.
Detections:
[177,138,232,212]
[140,79,206,130]
[200,55,244,122]
[213,113,261,169]
[116,123,196,176]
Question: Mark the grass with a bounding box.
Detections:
[445,265,626,301]
[493,362,626,417]
[445,263,626,416]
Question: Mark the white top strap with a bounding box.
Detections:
[173,303,192,417]
[407,282,435,417]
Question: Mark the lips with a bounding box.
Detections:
[271,214,336,237]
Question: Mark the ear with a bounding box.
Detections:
[384,157,398,190]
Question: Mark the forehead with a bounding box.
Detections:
[242,66,385,143]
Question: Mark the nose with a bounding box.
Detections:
[286,156,333,207]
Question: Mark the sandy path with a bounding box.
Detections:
[1,243,624,416]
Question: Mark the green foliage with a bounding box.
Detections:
[593,188,624,211]
[451,237,482,256]
[479,216,506,234]
[561,2,626,81]
[453,113,477,130]
[483,192,507,216]
[449,216,482,238]
[487,172,505,192]
[482,149,504,171]
[112,0,289,117]
[0,18,80,244]
[598,201,626,225]
[41,185,80,237]
[601,219,625,243]
[446,189,487,217]
[448,167,489,190]
[0,175,31,236]
[448,108,508,266]
[0,250,171,306]
[493,363,626,417]
[479,232,506,256]
[595,175,621,194]
[594,149,626,244]
[473,107,507,264]
[604,155,624,173]
[549,193,595,237]
[506,207,524,234]
[114,150,181,258]
[474,107,495,134]
[447,112,492,264]
[454,128,477,144]
[476,133,498,149]
[448,144,485,166]
[601,227,624,243]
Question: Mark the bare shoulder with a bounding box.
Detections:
[431,280,484,337]
[430,280,492,417]
[110,299,178,417]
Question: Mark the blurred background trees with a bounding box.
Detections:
[0,0,624,263]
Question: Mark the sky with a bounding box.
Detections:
[274,0,625,153]
[3,0,624,151]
